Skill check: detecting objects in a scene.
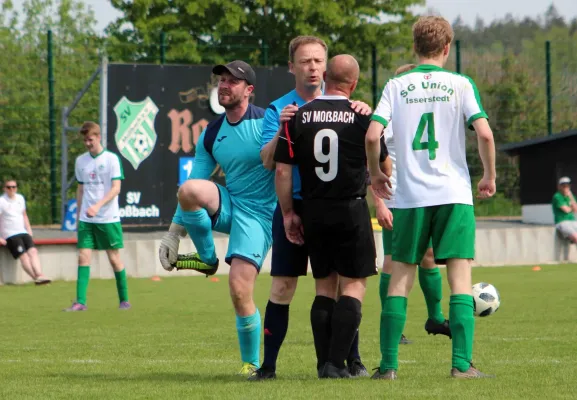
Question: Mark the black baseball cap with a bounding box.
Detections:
[212,60,256,86]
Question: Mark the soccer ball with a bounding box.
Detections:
[472,282,500,317]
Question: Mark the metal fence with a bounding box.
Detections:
[0,32,575,224]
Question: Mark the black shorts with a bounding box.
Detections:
[302,198,378,280]
[271,200,309,277]
[5,233,35,259]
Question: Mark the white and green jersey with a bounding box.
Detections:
[75,150,124,223]
[372,64,488,209]
[382,125,397,209]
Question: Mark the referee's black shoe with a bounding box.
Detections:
[319,362,351,379]
[347,358,369,377]
[425,318,452,339]
[247,367,276,381]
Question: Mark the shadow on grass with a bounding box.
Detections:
[47,371,247,383]
[47,371,323,383]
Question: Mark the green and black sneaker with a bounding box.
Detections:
[175,253,219,276]
[425,318,452,339]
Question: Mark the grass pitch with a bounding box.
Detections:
[1,264,576,399]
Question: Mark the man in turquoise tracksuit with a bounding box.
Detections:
[158,60,276,376]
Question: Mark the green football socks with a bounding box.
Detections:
[418,266,446,324]
[379,273,391,369]
[380,296,407,371]
[76,266,90,305]
[114,268,129,303]
[379,272,390,306]
[450,294,475,372]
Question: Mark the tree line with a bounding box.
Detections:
[0,0,575,222]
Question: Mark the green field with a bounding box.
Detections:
[1,264,576,399]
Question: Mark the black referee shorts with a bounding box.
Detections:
[271,200,309,277]
[302,198,378,280]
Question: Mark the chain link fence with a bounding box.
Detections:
[1,32,575,223]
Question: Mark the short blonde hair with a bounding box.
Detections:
[412,16,454,58]
[80,121,100,137]
[288,36,328,63]
[395,63,417,75]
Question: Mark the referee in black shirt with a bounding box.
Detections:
[274,54,391,378]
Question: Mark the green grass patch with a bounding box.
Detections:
[1,265,576,399]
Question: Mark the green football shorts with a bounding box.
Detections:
[391,204,475,264]
[77,221,124,250]
[381,207,432,256]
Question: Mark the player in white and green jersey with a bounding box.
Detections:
[369,63,452,355]
[366,16,497,379]
[64,121,130,312]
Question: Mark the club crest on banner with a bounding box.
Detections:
[113,96,159,170]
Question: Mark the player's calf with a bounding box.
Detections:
[310,273,338,372]
[419,252,450,339]
[380,259,412,347]
[324,278,365,375]
[418,257,450,337]
[377,261,417,375]
[229,262,258,315]
[250,277,297,381]
[78,248,91,268]
[230,259,261,371]
[106,249,130,307]
[107,250,124,272]
[446,258,478,376]
[269,276,298,304]
[310,295,337,373]
[387,261,417,298]
[254,202,309,379]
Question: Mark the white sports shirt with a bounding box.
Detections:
[372,64,488,208]
[0,193,27,239]
[382,125,397,209]
[75,150,124,223]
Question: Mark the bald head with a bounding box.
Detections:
[324,54,360,97]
